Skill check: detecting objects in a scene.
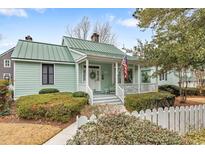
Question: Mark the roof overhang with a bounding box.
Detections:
[12,58,75,65]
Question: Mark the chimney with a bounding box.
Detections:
[25,35,32,41]
[91,33,99,42]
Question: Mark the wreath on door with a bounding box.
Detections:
[90,71,96,79]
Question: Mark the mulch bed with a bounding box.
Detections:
[174,96,205,107]
[0,103,75,129]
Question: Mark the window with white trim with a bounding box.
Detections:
[3,73,11,80]
[4,59,11,68]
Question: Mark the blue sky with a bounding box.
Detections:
[0,8,153,54]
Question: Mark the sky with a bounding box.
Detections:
[0,8,153,54]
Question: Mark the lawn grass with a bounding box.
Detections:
[0,123,61,145]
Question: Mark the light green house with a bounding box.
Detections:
[12,34,158,104]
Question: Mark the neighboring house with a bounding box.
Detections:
[143,66,198,88]
[11,33,158,103]
[0,47,15,81]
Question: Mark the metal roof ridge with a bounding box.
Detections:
[63,35,115,46]
[18,39,67,47]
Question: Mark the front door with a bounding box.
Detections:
[89,66,101,91]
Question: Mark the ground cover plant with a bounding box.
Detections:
[67,114,190,145]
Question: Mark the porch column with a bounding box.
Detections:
[85,59,89,90]
[76,63,79,91]
[133,64,136,84]
[137,64,141,93]
[115,62,118,95]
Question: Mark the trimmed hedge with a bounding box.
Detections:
[72,91,88,98]
[159,84,205,96]
[39,88,59,94]
[16,92,88,122]
[159,85,180,96]
[67,114,189,145]
[124,92,175,112]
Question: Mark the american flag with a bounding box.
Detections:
[122,55,128,80]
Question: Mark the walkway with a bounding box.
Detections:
[44,122,77,145]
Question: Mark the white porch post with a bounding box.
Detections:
[137,64,141,93]
[85,59,89,91]
[133,64,136,84]
[115,62,118,95]
[75,63,79,91]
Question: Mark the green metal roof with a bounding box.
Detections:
[63,36,137,60]
[12,40,74,63]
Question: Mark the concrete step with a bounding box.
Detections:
[93,94,122,104]
[93,98,121,103]
[93,96,118,101]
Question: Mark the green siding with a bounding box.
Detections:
[78,61,113,91]
[15,61,76,98]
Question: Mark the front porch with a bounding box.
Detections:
[75,57,158,104]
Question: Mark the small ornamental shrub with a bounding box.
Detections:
[159,85,180,96]
[39,88,59,94]
[67,114,189,145]
[0,80,11,115]
[72,91,88,98]
[16,92,88,122]
[124,92,175,112]
[159,84,205,96]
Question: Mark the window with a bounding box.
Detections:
[159,72,168,81]
[42,64,54,85]
[141,70,151,83]
[124,68,133,83]
[4,59,11,68]
[3,73,11,80]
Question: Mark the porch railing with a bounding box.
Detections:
[116,84,124,104]
[78,83,93,105]
[86,86,93,105]
[140,83,158,93]
[119,83,158,95]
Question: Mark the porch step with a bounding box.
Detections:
[93,95,122,105]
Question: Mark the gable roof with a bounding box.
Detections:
[11,40,74,63]
[63,36,137,60]
[0,47,15,58]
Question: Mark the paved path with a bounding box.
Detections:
[44,122,77,145]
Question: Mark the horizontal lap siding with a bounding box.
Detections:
[15,61,76,98]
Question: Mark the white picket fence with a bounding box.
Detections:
[77,104,205,135]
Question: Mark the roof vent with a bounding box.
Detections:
[25,35,32,41]
[91,33,99,42]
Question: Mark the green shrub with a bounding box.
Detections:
[159,85,180,96]
[67,114,189,145]
[124,92,175,112]
[39,88,59,94]
[72,91,88,98]
[0,80,11,114]
[159,84,205,96]
[16,92,88,122]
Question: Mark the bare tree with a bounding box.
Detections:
[66,17,117,45]
[66,16,90,40]
[93,22,116,44]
